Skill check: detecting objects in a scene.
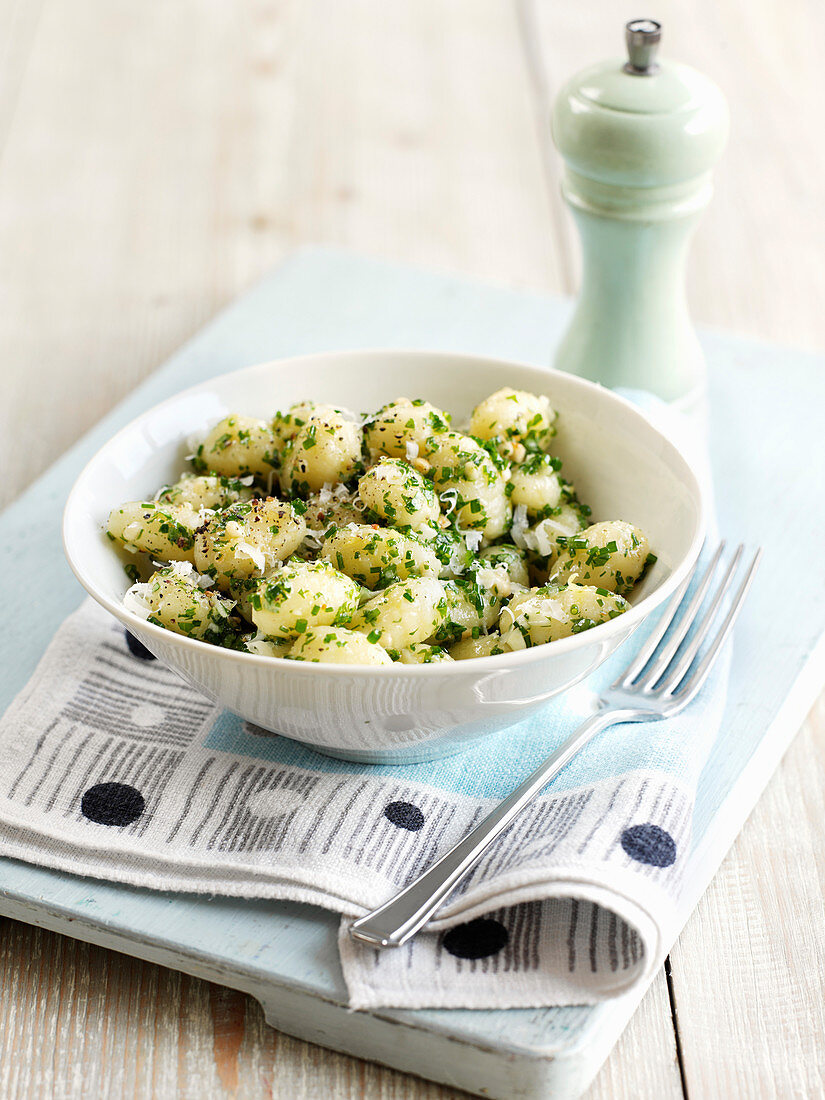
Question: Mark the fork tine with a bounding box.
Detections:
[615,541,724,690]
[672,548,762,706]
[652,543,745,695]
[613,570,694,689]
[632,540,727,691]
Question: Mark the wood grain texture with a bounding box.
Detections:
[584,974,682,1099]
[0,914,686,1100]
[0,919,465,1099]
[0,0,557,511]
[0,0,822,1097]
[669,696,825,1100]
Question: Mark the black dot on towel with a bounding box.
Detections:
[125,630,155,661]
[621,823,677,867]
[384,801,425,831]
[443,918,509,960]
[81,782,145,827]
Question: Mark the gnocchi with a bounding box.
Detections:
[290,627,393,666]
[364,398,451,459]
[194,498,306,589]
[244,633,294,658]
[349,576,447,652]
[108,501,199,562]
[449,634,503,661]
[193,415,278,479]
[397,643,454,664]
[509,454,564,516]
[499,583,629,649]
[113,386,654,665]
[358,458,440,530]
[125,562,238,642]
[550,520,650,595]
[478,543,530,587]
[427,432,511,539]
[280,407,363,495]
[434,578,502,645]
[156,473,254,512]
[321,523,440,589]
[470,387,557,459]
[250,560,360,640]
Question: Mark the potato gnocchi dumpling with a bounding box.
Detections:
[280,408,363,495]
[434,578,502,645]
[427,432,511,538]
[397,643,454,664]
[509,500,591,565]
[303,485,362,532]
[478,544,530,587]
[321,523,440,589]
[449,634,503,660]
[108,501,199,562]
[250,560,360,640]
[509,454,564,517]
[244,633,294,658]
[358,458,440,530]
[470,387,557,458]
[156,473,254,512]
[194,415,278,478]
[428,527,477,578]
[115,385,654,665]
[271,401,323,454]
[290,627,393,666]
[227,576,267,620]
[499,583,629,649]
[125,562,237,642]
[540,501,591,538]
[350,577,447,652]
[194,498,306,589]
[364,398,451,459]
[550,520,651,595]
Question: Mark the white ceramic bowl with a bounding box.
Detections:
[63,350,705,764]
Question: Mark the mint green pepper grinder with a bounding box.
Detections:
[551,21,728,414]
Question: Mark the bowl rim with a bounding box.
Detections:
[62,347,708,676]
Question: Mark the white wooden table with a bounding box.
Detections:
[1,2,823,1096]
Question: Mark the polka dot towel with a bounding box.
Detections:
[0,594,729,1010]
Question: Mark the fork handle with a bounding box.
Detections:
[350,706,643,949]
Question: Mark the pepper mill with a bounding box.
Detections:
[551,20,728,414]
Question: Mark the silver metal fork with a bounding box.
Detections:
[350,540,761,950]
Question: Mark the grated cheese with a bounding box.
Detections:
[236,540,266,572]
[123,583,153,620]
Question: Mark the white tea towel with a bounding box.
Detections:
[0,558,727,1009]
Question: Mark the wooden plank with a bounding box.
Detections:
[0,0,557,511]
[0,0,282,511]
[282,0,561,288]
[669,696,825,1099]
[0,906,682,1100]
[0,918,467,1099]
[0,0,44,159]
[584,971,682,1099]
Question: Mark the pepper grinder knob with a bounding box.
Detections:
[551,22,729,415]
[624,18,661,74]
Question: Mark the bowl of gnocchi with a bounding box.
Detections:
[63,350,705,763]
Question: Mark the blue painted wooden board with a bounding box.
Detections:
[0,248,823,1100]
